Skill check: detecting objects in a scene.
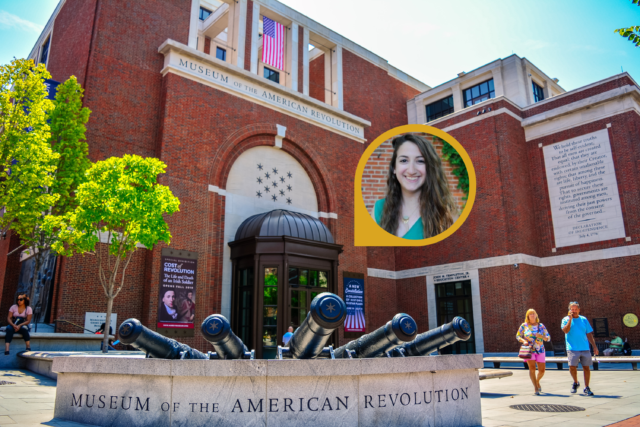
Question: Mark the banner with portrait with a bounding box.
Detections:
[157,249,198,334]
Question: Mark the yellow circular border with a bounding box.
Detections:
[354,124,477,247]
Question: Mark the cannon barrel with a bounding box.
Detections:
[333,313,417,359]
[118,318,208,359]
[201,314,251,359]
[285,292,347,359]
[392,316,471,357]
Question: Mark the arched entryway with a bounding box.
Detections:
[229,209,342,359]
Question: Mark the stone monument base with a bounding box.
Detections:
[52,354,482,426]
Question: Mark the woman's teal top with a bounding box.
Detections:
[373,198,424,240]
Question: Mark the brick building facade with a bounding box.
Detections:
[0,0,638,356]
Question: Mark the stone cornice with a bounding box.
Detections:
[159,39,370,142]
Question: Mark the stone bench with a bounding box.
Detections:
[0,333,115,369]
[484,356,639,371]
[18,350,144,379]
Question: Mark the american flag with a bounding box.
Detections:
[262,16,284,70]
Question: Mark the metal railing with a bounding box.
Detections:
[53,319,97,334]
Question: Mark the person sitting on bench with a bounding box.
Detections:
[604,332,624,356]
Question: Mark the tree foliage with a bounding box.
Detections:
[614,0,640,47]
[440,138,469,201]
[0,59,59,235]
[8,74,91,314]
[47,155,180,351]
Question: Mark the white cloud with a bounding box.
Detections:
[0,10,44,33]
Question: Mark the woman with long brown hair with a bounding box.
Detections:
[4,294,32,355]
[374,133,456,239]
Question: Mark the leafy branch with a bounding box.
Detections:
[614,0,640,47]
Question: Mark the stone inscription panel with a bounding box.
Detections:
[543,128,625,248]
[56,372,481,426]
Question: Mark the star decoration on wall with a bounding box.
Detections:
[257,163,263,170]
[256,191,262,198]
[287,172,293,179]
[279,176,285,183]
[286,185,292,192]
[279,189,285,196]
[264,186,270,193]
[272,195,278,202]
[286,197,292,205]
[257,177,263,184]
[272,181,278,188]
[272,167,278,175]
[265,172,271,179]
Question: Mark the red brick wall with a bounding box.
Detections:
[361,134,466,215]
[0,233,22,324]
[46,0,97,86]
[542,256,640,350]
[204,36,211,55]
[244,1,253,71]
[396,277,429,332]
[309,54,324,102]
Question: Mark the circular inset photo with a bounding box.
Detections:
[354,125,475,246]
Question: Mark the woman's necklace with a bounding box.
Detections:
[402,204,420,225]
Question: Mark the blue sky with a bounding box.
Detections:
[1,0,639,92]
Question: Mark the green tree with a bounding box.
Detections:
[47,155,180,352]
[614,0,640,47]
[0,59,59,237]
[10,76,91,316]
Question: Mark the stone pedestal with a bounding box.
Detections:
[52,354,482,426]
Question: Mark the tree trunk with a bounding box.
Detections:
[103,296,114,354]
[29,250,42,325]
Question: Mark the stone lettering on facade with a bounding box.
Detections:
[168,53,365,141]
[543,129,626,247]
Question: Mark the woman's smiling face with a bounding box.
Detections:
[395,142,426,193]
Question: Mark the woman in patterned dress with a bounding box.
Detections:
[516,309,551,395]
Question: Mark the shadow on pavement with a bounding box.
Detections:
[481,392,516,398]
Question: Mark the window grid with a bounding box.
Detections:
[463,79,495,108]
[216,47,226,61]
[426,95,454,122]
[532,81,545,103]
[199,7,212,21]
[264,67,280,84]
[40,37,50,66]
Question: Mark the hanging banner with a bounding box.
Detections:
[157,249,198,337]
[343,275,365,333]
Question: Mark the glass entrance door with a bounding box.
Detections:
[435,280,476,354]
[262,267,279,359]
[288,268,328,331]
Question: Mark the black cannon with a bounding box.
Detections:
[390,316,472,357]
[118,318,208,360]
[333,313,418,359]
[278,292,347,359]
[201,314,253,359]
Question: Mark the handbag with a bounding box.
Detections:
[518,344,532,359]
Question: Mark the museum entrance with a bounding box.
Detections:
[229,210,342,359]
[435,280,476,354]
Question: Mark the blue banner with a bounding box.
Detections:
[344,277,365,332]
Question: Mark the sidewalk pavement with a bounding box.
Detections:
[480,368,640,427]
[0,367,637,426]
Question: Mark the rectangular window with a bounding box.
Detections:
[263,267,278,359]
[199,7,212,21]
[532,81,545,103]
[264,67,280,84]
[40,37,50,66]
[435,280,475,354]
[216,47,226,61]
[463,79,495,108]
[426,95,454,122]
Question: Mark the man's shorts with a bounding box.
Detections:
[568,350,592,367]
